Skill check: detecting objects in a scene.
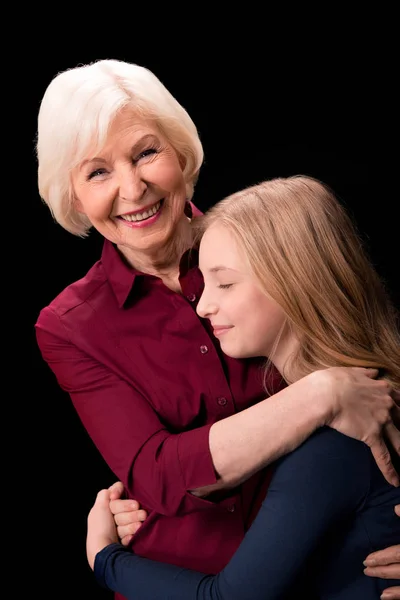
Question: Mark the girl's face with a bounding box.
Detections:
[197,223,292,363]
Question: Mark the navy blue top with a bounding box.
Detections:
[94,428,400,599]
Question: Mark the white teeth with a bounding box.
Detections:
[121,202,161,222]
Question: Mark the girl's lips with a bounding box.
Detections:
[212,326,233,337]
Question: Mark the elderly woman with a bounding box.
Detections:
[35,59,399,597]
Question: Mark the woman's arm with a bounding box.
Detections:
[205,367,399,492]
[36,308,217,516]
[88,429,400,600]
[37,307,399,516]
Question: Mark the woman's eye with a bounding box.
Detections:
[136,148,158,161]
[218,284,233,289]
[88,168,106,180]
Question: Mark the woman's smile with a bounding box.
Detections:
[117,199,164,228]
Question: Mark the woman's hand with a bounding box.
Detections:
[317,367,399,486]
[363,505,400,600]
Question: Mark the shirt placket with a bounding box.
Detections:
[177,267,245,525]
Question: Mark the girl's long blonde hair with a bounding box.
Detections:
[198,175,400,388]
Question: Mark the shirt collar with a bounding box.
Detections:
[101,239,141,308]
[101,238,200,309]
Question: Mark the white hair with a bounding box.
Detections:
[36,59,204,236]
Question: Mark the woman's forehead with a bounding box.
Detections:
[79,117,161,165]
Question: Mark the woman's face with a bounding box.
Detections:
[71,108,187,256]
[197,223,290,362]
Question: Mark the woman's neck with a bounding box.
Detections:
[118,217,194,290]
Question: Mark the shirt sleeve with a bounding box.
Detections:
[93,429,373,599]
[94,544,208,599]
[35,306,218,517]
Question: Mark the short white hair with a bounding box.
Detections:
[36,59,204,236]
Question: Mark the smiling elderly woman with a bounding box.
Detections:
[35,59,399,600]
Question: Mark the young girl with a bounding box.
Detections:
[87,175,400,600]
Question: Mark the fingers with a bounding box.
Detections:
[108,481,125,501]
[106,486,146,543]
[395,505,400,518]
[95,489,111,508]
[364,545,400,568]
[114,509,148,527]
[369,439,400,487]
[109,498,141,515]
[384,421,400,456]
[121,534,134,547]
[117,520,144,540]
[391,404,400,429]
[364,563,400,579]
[88,489,112,527]
[380,585,400,600]
[352,367,380,378]
[108,493,147,543]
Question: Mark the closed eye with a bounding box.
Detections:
[87,168,107,180]
[135,148,158,161]
[218,284,233,289]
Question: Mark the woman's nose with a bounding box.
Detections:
[119,168,147,202]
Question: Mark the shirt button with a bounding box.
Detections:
[187,293,196,302]
[217,397,227,406]
[227,504,236,513]
[200,345,208,354]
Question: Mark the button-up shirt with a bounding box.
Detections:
[35,234,284,587]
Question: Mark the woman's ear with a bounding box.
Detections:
[178,153,187,171]
[72,191,85,214]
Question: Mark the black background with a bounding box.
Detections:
[25,38,398,599]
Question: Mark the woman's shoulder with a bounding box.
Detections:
[36,260,106,325]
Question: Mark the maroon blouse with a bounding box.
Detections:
[35,234,284,587]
